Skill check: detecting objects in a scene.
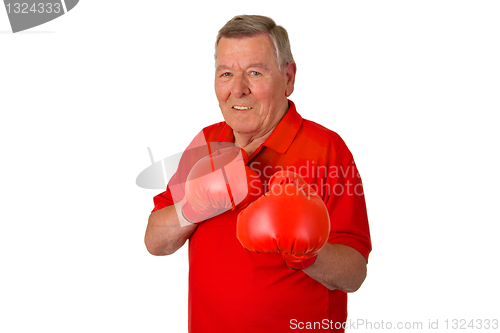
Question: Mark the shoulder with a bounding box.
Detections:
[299,118,352,156]
[301,119,343,140]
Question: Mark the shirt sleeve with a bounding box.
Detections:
[323,135,372,261]
[152,187,174,212]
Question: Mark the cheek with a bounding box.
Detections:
[214,82,229,100]
[249,81,272,100]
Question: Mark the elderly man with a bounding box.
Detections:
[145,15,371,333]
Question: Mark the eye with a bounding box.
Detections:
[250,71,261,76]
[220,72,231,77]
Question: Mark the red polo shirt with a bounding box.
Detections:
[152,101,371,332]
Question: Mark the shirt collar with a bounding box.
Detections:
[262,100,302,154]
[215,123,234,142]
[215,100,303,154]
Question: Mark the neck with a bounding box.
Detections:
[234,128,274,156]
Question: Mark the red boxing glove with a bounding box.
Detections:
[236,171,330,269]
[182,147,262,223]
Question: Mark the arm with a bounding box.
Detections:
[146,146,262,256]
[144,205,198,256]
[304,243,367,293]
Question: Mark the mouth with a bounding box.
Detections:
[232,106,252,111]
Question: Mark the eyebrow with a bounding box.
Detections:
[216,65,231,72]
[216,63,270,72]
[248,63,269,70]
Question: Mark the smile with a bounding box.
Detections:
[232,106,252,110]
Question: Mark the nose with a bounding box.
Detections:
[231,74,250,98]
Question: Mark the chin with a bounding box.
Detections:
[224,113,255,132]
[228,121,257,135]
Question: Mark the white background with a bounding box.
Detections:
[1,1,499,332]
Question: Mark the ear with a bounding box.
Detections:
[284,62,297,97]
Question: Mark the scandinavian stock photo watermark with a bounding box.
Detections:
[3,0,79,33]
[289,318,499,330]
[136,145,365,198]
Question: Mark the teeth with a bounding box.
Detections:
[233,106,251,110]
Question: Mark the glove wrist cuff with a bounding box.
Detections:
[181,200,201,224]
[284,255,317,270]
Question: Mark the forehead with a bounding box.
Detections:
[216,34,278,68]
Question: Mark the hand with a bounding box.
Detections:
[181,147,262,223]
[236,171,330,269]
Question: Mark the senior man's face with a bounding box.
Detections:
[215,34,295,137]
